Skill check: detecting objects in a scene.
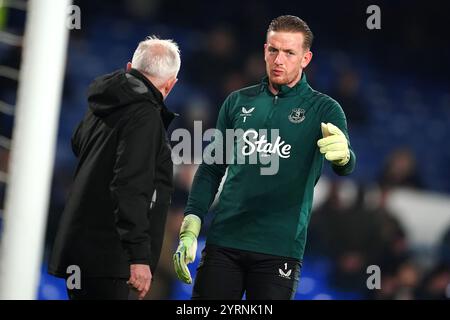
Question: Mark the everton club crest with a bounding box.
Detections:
[288,108,305,124]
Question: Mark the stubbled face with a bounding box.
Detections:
[264,31,312,88]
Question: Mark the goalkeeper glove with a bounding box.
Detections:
[173,214,201,284]
[317,122,350,166]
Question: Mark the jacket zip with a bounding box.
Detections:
[149,189,157,210]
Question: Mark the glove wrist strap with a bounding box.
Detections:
[180,214,201,238]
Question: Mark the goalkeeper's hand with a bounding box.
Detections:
[317,122,350,166]
[173,214,201,284]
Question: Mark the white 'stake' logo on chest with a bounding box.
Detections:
[242,129,291,159]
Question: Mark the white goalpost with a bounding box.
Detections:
[0,0,71,299]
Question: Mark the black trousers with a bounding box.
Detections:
[192,244,302,300]
[66,277,139,300]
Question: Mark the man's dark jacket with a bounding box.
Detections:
[49,68,175,278]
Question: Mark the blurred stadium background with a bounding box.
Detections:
[0,0,449,299]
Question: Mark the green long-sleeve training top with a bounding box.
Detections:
[185,73,356,260]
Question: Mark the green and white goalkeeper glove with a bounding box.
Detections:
[173,214,201,284]
[317,122,350,166]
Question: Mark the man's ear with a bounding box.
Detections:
[263,43,269,62]
[164,77,178,98]
[170,77,179,91]
[126,62,132,71]
[301,51,313,69]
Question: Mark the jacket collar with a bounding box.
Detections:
[127,68,164,103]
[127,68,177,130]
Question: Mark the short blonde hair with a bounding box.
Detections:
[267,15,314,50]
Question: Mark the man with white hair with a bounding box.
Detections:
[49,36,180,300]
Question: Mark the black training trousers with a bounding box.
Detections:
[192,244,302,300]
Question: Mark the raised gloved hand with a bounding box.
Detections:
[317,122,350,166]
[173,214,201,284]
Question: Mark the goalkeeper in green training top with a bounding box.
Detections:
[173,15,356,299]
